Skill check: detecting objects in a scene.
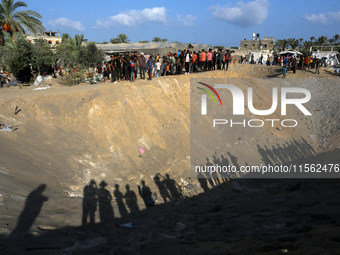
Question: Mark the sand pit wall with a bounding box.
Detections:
[0,69,338,230]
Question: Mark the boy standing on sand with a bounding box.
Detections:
[147,57,155,80]
[130,60,136,82]
[282,66,287,78]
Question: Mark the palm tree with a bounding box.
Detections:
[316,36,328,46]
[303,40,313,50]
[57,33,84,66]
[310,36,315,42]
[298,38,304,50]
[0,0,44,38]
[287,38,300,50]
[333,34,340,44]
[110,37,119,44]
[117,33,130,43]
[275,39,288,51]
[63,33,84,51]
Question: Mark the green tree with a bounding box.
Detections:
[315,36,329,51]
[152,37,161,42]
[84,41,103,66]
[110,37,119,44]
[109,34,130,44]
[303,40,313,49]
[4,37,31,72]
[329,38,335,44]
[316,36,328,46]
[0,0,44,38]
[152,37,168,42]
[310,36,315,42]
[333,34,339,44]
[139,40,149,43]
[287,38,300,50]
[57,34,85,67]
[275,39,288,51]
[31,39,54,75]
[117,33,130,43]
[2,35,33,81]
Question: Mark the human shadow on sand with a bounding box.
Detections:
[10,184,48,236]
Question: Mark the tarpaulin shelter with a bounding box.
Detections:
[312,52,339,66]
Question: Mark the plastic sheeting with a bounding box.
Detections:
[33,75,52,86]
[249,52,273,64]
[312,52,339,66]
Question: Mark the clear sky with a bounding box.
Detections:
[27,0,340,46]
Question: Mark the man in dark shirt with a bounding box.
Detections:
[178,51,185,74]
[122,51,130,81]
[115,54,122,81]
[97,63,102,81]
[138,53,147,79]
[132,51,138,79]
[108,56,115,82]
[218,49,223,70]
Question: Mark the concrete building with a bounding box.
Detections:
[240,33,275,51]
[26,31,62,48]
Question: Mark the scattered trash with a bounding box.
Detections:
[174,222,186,231]
[38,225,56,231]
[309,134,317,142]
[119,222,133,229]
[0,124,15,132]
[33,86,50,91]
[0,72,16,87]
[181,178,197,196]
[33,75,52,86]
[14,105,21,115]
[138,147,146,155]
[0,192,11,198]
[0,228,9,234]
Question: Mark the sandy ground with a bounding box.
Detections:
[0,64,339,254]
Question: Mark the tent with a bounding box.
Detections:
[249,52,273,64]
[312,52,339,66]
[279,50,302,57]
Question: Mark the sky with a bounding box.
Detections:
[26,0,340,46]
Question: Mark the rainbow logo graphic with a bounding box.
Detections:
[197,82,222,115]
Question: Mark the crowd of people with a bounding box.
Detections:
[90,49,232,83]
[248,53,323,75]
[59,49,329,83]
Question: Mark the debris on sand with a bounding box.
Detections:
[0,124,14,132]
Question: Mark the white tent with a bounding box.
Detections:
[249,52,273,64]
[312,52,339,66]
[279,50,302,57]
